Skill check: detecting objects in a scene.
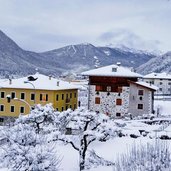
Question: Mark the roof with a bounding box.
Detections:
[129,81,158,91]
[82,64,142,78]
[0,74,79,91]
[144,72,171,80]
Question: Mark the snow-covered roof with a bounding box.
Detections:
[130,81,158,91]
[144,72,171,80]
[82,64,142,78]
[0,74,79,91]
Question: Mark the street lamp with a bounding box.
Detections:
[24,81,36,105]
[6,95,31,116]
[13,98,31,111]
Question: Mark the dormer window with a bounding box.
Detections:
[112,67,117,72]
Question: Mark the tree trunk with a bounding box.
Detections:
[79,137,87,171]
[79,149,86,170]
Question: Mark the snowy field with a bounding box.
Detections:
[1,99,171,171]
[154,100,171,116]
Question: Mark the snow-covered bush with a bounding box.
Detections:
[0,123,61,171]
[114,140,171,171]
[15,104,59,133]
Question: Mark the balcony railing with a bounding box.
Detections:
[66,98,70,103]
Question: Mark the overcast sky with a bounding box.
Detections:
[0,0,171,52]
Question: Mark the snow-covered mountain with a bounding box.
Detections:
[137,52,171,74]
[0,30,157,78]
[0,30,62,77]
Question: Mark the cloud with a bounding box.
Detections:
[99,29,161,52]
[0,0,171,52]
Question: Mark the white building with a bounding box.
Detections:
[82,64,157,118]
[143,72,171,96]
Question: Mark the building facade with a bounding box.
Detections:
[143,72,171,96]
[0,74,78,122]
[82,64,156,118]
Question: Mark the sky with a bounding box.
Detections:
[0,0,171,52]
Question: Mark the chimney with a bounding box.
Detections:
[57,81,59,86]
[9,79,12,85]
[116,62,121,66]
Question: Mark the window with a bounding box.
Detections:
[70,105,72,109]
[96,85,102,91]
[61,107,64,111]
[0,92,5,98]
[20,93,25,100]
[117,87,122,93]
[56,108,58,111]
[66,106,68,110]
[31,93,35,101]
[74,92,77,98]
[116,113,121,117]
[11,92,15,99]
[95,97,100,104]
[74,104,76,109]
[10,106,15,112]
[46,94,48,101]
[138,90,144,96]
[159,88,162,91]
[138,104,143,109]
[62,94,64,100]
[56,94,59,101]
[139,96,143,100]
[168,82,171,85]
[70,93,72,98]
[116,99,122,105]
[0,105,4,112]
[66,94,69,99]
[0,118,4,122]
[106,86,111,92]
[40,94,48,101]
[20,107,25,114]
[160,82,162,85]
[40,94,42,101]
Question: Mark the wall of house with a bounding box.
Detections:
[128,83,153,116]
[88,85,130,117]
[0,88,78,118]
[144,78,171,95]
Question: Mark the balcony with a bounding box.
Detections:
[66,98,70,104]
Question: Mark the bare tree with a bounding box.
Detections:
[54,108,117,170]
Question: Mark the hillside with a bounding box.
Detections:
[137,52,171,74]
[0,30,156,78]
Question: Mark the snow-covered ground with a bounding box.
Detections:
[154,100,171,116]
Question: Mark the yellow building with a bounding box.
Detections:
[0,74,78,122]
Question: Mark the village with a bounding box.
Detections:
[0,62,170,122]
[1,63,171,170]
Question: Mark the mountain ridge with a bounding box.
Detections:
[0,30,158,78]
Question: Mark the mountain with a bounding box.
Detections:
[0,30,156,78]
[0,30,64,77]
[137,52,171,74]
[40,44,156,74]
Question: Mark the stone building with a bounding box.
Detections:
[82,64,157,118]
